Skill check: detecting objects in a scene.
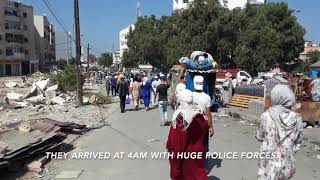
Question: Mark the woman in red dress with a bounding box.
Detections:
[166,89,209,180]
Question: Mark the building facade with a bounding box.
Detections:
[119,24,135,60]
[34,15,55,68]
[0,0,37,76]
[300,41,320,61]
[55,31,71,62]
[173,0,194,11]
[112,50,121,65]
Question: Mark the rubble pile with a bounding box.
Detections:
[0,118,87,170]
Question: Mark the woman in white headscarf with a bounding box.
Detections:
[256,85,303,180]
[166,89,208,180]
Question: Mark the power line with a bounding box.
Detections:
[41,0,70,38]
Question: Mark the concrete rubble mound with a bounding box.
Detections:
[0,118,87,169]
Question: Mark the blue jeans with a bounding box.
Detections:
[158,101,168,123]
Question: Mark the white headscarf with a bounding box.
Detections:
[269,85,301,143]
[172,89,202,130]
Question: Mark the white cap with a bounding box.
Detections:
[154,76,158,79]
[198,56,205,61]
[193,75,204,91]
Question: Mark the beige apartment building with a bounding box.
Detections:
[34,15,55,68]
[0,0,37,76]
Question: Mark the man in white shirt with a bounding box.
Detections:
[151,76,160,105]
[175,76,187,98]
[192,75,214,137]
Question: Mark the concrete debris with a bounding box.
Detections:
[1,96,10,104]
[46,84,58,92]
[18,120,32,133]
[6,92,23,101]
[14,102,29,108]
[5,82,17,88]
[83,96,89,105]
[33,79,50,91]
[51,96,66,106]
[0,142,9,154]
[26,94,45,105]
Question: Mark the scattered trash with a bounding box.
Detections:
[239,120,248,124]
[148,138,160,142]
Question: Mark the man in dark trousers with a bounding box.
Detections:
[117,74,129,113]
[111,75,117,96]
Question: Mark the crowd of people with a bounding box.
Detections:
[103,70,303,180]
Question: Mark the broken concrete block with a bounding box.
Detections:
[51,96,66,106]
[26,95,45,105]
[0,96,10,104]
[83,96,89,105]
[33,79,50,91]
[15,102,29,108]
[46,84,58,92]
[5,81,17,88]
[6,92,23,101]
[0,141,8,153]
[18,120,32,133]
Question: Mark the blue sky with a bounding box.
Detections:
[21,0,319,55]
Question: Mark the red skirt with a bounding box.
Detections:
[166,115,209,180]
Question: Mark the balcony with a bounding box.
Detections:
[13,53,25,59]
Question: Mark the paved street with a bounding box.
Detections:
[45,100,320,180]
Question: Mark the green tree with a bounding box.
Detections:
[98,52,113,67]
[308,51,320,64]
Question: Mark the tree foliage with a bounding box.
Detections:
[309,51,320,64]
[123,0,305,75]
[98,52,113,67]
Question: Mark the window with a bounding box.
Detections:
[25,49,29,55]
[0,49,2,55]
[6,48,13,56]
[183,0,189,3]
[24,37,28,43]
[0,35,2,41]
[23,24,28,30]
[23,12,27,18]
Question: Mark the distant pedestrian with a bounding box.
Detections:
[117,74,129,113]
[151,76,159,106]
[111,75,117,96]
[221,72,233,106]
[156,76,171,126]
[256,85,303,180]
[311,72,320,102]
[132,76,141,111]
[105,75,111,96]
[174,75,187,109]
[141,77,153,111]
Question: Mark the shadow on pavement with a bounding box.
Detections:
[207,158,223,174]
[208,175,221,180]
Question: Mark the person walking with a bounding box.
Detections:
[167,89,208,180]
[256,85,303,180]
[105,75,111,96]
[141,77,153,111]
[311,72,320,102]
[192,76,214,137]
[111,75,117,96]
[117,74,129,113]
[151,76,159,106]
[156,76,171,126]
[132,76,141,111]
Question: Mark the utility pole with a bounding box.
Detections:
[87,43,90,78]
[74,0,83,106]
